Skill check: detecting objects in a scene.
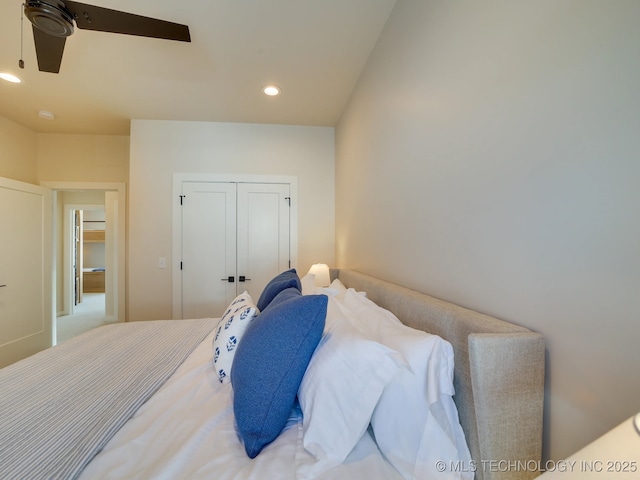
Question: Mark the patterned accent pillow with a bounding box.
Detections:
[212,291,258,384]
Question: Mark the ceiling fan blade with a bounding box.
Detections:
[63,1,191,42]
[32,24,67,73]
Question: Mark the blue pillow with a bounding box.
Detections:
[256,269,301,311]
[231,287,327,458]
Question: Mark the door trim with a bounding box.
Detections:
[172,174,298,319]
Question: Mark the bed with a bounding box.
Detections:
[0,269,545,480]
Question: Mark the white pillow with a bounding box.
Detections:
[327,278,347,298]
[339,289,473,480]
[297,296,405,478]
[301,275,348,298]
[211,291,258,384]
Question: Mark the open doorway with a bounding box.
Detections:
[57,205,109,343]
[42,182,126,345]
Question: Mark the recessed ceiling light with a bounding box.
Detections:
[262,85,281,96]
[38,110,55,120]
[0,72,22,83]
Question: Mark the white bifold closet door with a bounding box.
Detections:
[180,182,290,319]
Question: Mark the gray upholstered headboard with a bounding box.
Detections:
[337,270,545,480]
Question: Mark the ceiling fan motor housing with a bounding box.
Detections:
[25,0,75,37]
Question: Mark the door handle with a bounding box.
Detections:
[238,276,251,282]
[220,276,235,283]
[0,285,6,287]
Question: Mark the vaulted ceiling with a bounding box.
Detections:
[0,0,396,135]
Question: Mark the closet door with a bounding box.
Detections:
[176,178,294,319]
[181,182,237,319]
[236,183,291,301]
[0,178,52,368]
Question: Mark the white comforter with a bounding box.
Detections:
[79,329,404,480]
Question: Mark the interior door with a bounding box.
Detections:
[0,177,52,368]
[236,183,290,301]
[180,182,237,319]
[74,209,82,305]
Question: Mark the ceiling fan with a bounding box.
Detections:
[23,0,191,74]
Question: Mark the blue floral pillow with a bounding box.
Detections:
[256,269,301,311]
[231,287,327,458]
[212,291,258,384]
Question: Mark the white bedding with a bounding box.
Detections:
[79,328,404,480]
[0,270,472,479]
[78,277,472,479]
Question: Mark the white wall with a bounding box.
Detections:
[336,0,640,461]
[0,116,37,183]
[36,134,129,183]
[129,120,335,322]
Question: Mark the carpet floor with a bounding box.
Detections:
[56,293,115,344]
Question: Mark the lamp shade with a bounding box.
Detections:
[307,263,330,287]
